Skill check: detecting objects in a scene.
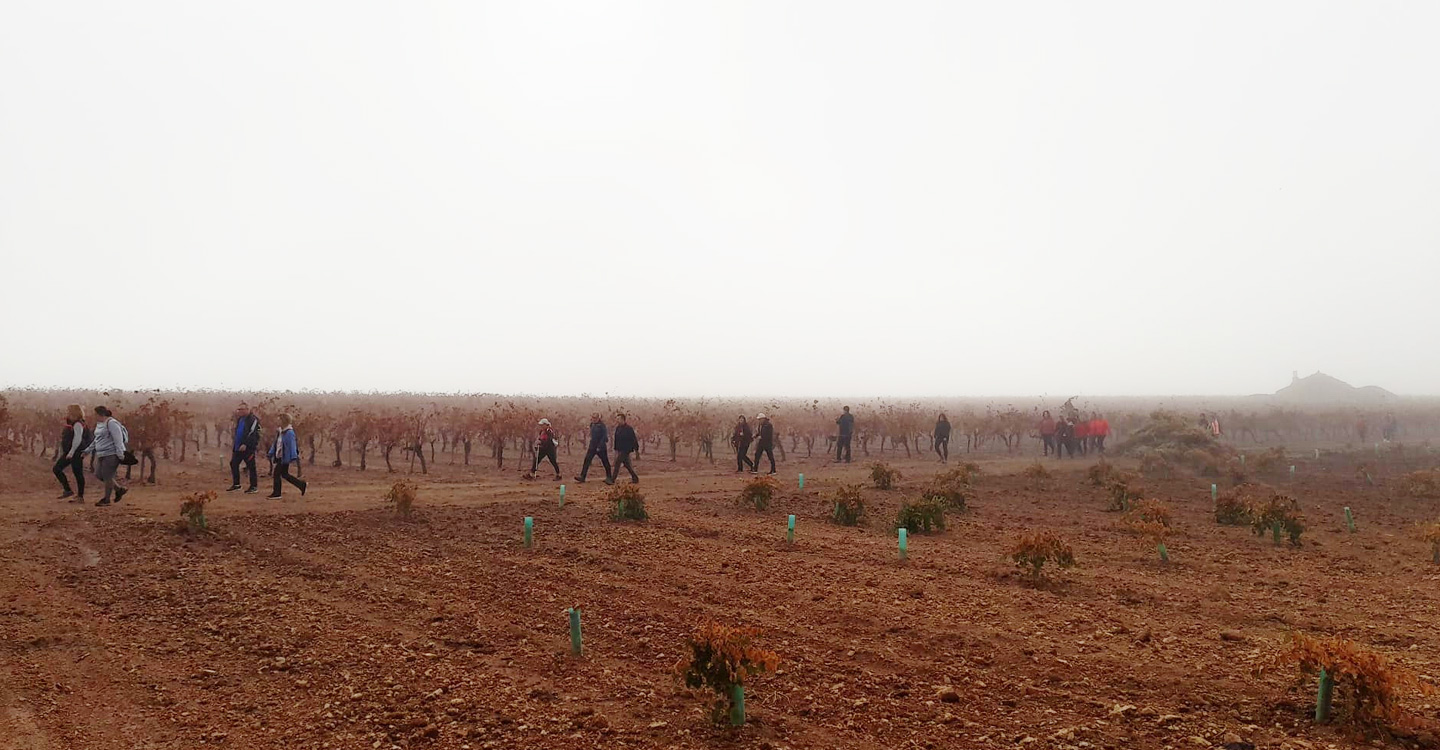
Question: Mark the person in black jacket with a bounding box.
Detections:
[574,412,611,483]
[933,413,951,463]
[751,413,776,475]
[53,404,91,502]
[607,413,640,485]
[730,415,755,472]
[1055,417,1076,459]
[227,403,262,494]
[835,406,855,463]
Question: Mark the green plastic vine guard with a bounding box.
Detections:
[786,515,795,544]
[1314,448,1319,460]
[1158,543,1169,563]
[1240,453,1245,466]
[559,484,566,507]
[524,516,533,548]
[798,473,805,489]
[1271,521,1282,545]
[1433,541,1439,565]
[1289,465,1295,480]
[1344,507,1355,533]
[1365,472,1374,486]
[898,528,908,560]
[1210,484,1217,501]
[568,607,582,655]
[1315,668,1334,722]
[730,683,746,726]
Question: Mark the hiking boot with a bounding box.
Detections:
[114,488,127,503]
[95,499,111,506]
[603,478,615,485]
[266,494,282,500]
[244,487,259,495]
[58,490,74,500]
[226,484,242,492]
[573,476,586,483]
[299,482,308,497]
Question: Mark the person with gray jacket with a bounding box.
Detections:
[86,406,129,506]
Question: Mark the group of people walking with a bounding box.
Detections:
[52,404,131,506]
[729,413,779,474]
[226,403,309,499]
[51,402,308,505]
[1038,411,1109,458]
[528,412,640,485]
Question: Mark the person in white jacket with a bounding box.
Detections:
[86,406,129,506]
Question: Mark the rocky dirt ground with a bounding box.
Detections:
[2,447,1438,749]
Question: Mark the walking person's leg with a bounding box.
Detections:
[625,452,638,482]
[764,446,776,473]
[842,436,852,462]
[545,447,560,476]
[230,452,243,488]
[53,457,73,496]
[245,452,258,490]
[272,463,284,497]
[836,437,843,462]
[71,456,86,499]
[578,447,595,481]
[96,456,118,504]
[280,461,306,493]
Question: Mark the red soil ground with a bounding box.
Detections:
[1,447,1437,749]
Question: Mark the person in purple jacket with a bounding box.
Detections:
[265,414,308,499]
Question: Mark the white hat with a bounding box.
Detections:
[756,413,767,419]
[538,418,550,425]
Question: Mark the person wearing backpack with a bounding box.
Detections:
[228,403,262,494]
[53,404,92,502]
[265,414,308,499]
[86,406,129,506]
[529,418,562,480]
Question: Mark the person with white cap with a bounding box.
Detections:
[751,413,777,475]
[529,418,562,480]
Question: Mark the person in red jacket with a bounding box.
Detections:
[1092,413,1110,454]
[528,418,562,480]
[1073,416,1090,456]
[1038,410,1056,456]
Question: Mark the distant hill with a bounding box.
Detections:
[1269,371,1396,404]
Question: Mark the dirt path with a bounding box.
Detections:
[1,452,1437,749]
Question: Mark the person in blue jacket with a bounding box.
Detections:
[574,412,611,483]
[266,414,308,499]
[228,402,262,493]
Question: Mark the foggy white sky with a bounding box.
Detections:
[2,1,1437,397]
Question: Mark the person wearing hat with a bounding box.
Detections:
[730,415,755,472]
[530,418,562,480]
[751,413,777,475]
[575,412,611,483]
[607,412,639,485]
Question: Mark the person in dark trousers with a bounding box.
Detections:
[86,406,129,506]
[731,415,755,472]
[933,413,951,462]
[228,403,262,494]
[1039,410,1056,456]
[266,414,308,499]
[607,413,640,485]
[529,418,562,480]
[53,404,91,502]
[751,413,776,474]
[835,406,855,462]
[1055,417,1075,459]
[575,412,611,483]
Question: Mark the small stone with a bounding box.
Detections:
[1109,704,1137,717]
[1157,714,1183,725]
[1219,630,1246,642]
[1186,736,1210,747]
[937,686,960,703]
